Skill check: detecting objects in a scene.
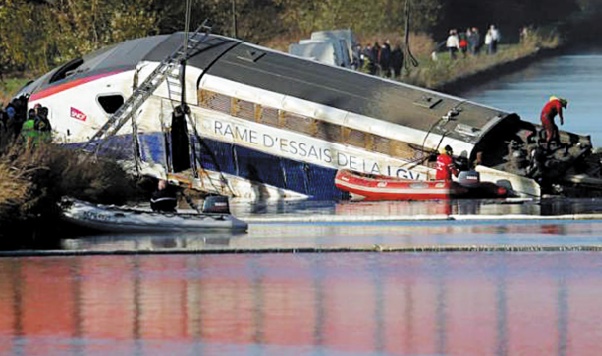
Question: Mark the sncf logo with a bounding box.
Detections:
[70,107,87,121]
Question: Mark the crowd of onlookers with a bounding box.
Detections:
[437,24,501,61]
[348,24,505,79]
[352,40,405,78]
[0,95,52,146]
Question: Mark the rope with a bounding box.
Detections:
[186,114,236,197]
[181,189,201,213]
[184,0,192,49]
[403,0,419,69]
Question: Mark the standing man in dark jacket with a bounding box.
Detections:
[370,42,381,75]
[379,40,392,77]
[468,27,480,55]
[390,43,404,78]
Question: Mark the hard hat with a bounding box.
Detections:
[441,144,453,155]
[550,96,568,108]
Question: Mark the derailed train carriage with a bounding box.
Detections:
[15,27,602,200]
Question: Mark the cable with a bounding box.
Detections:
[403,0,419,69]
[413,98,468,172]
[184,0,192,45]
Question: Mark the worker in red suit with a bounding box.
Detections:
[436,145,459,181]
[540,96,568,147]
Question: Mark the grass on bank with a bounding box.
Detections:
[406,29,560,89]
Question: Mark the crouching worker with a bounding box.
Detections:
[150,179,178,213]
[436,145,460,181]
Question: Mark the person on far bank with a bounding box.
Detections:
[486,25,500,54]
[446,29,460,60]
[390,43,404,78]
[540,96,568,149]
[150,179,178,213]
[468,27,481,55]
[379,40,392,77]
[459,30,469,57]
[436,145,460,181]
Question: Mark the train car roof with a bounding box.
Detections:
[177,34,517,145]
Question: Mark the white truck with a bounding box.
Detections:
[310,29,357,67]
[288,39,351,68]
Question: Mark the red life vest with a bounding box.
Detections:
[436,153,458,181]
[540,99,563,122]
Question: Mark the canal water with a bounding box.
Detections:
[461,45,602,146]
[2,252,602,355]
[3,47,602,355]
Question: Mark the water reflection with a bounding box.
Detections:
[230,197,602,220]
[52,219,602,254]
[61,231,246,252]
[1,253,602,354]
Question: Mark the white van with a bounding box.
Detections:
[310,29,356,67]
[298,39,350,68]
[289,40,349,68]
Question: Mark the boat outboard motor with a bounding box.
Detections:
[202,196,231,214]
[458,170,480,186]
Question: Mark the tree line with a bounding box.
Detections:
[1,0,601,76]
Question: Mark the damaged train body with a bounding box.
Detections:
[15,29,602,200]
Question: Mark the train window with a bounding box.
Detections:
[260,107,279,127]
[234,99,255,121]
[314,121,342,142]
[49,58,84,84]
[347,129,366,147]
[283,112,314,135]
[97,94,125,114]
[390,141,418,161]
[373,136,391,155]
[200,90,231,113]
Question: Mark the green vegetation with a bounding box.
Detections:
[0,78,28,106]
[0,136,142,240]
[1,0,600,95]
[1,0,601,78]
